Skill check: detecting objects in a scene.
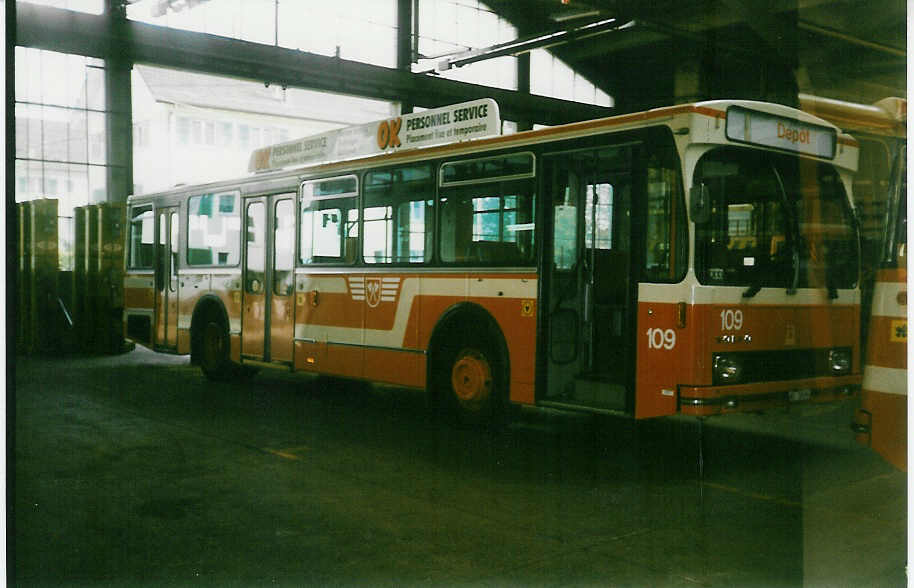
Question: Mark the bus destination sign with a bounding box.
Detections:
[249,98,501,172]
[726,106,837,159]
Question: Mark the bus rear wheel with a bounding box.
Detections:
[200,319,230,381]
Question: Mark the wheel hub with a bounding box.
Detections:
[451,349,492,409]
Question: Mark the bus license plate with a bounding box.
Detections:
[788,389,812,402]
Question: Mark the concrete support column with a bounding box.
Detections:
[397,0,415,115]
[515,52,532,131]
[104,0,133,203]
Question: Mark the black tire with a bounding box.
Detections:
[199,317,231,381]
[436,330,506,428]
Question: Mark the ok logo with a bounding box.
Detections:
[376,118,403,150]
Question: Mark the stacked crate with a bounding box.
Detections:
[73,203,127,354]
[95,203,127,354]
[17,199,59,354]
[73,205,91,350]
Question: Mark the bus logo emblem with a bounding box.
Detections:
[365,278,383,308]
[349,276,401,308]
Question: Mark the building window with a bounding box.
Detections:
[416,0,518,90]
[531,49,613,107]
[14,47,110,270]
[219,122,233,146]
[132,65,397,192]
[133,121,149,148]
[177,116,190,145]
[204,121,215,145]
[18,0,104,14]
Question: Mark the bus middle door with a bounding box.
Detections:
[242,194,296,365]
[154,207,179,350]
[543,145,636,412]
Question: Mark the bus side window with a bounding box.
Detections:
[363,165,433,264]
[439,197,473,262]
[440,183,535,265]
[299,176,359,265]
[187,192,240,267]
[128,205,155,269]
[439,153,536,266]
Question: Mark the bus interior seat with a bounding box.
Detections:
[468,240,519,263]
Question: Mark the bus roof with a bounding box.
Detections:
[248,98,850,172]
[129,98,855,202]
[799,93,906,137]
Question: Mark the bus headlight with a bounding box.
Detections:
[713,354,743,384]
[828,348,851,375]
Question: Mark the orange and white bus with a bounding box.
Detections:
[799,95,906,325]
[124,98,862,425]
[803,95,909,471]
[854,184,906,470]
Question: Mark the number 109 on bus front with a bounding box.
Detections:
[646,328,676,350]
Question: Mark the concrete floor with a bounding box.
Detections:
[12,347,906,587]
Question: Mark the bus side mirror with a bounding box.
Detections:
[689,183,710,224]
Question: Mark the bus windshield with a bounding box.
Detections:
[695,147,858,294]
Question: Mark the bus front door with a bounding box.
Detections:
[154,207,179,350]
[242,194,296,365]
[543,145,636,412]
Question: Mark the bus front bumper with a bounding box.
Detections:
[678,375,861,417]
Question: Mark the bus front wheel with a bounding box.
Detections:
[439,337,505,427]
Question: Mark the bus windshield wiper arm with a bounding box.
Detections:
[825,268,839,299]
[786,248,799,295]
[742,282,762,298]
[772,164,799,296]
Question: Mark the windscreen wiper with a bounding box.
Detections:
[786,247,799,295]
[825,257,839,299]
[772,165,799,296]
[742,282,762,298]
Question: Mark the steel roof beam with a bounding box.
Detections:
[16,3,614,126]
